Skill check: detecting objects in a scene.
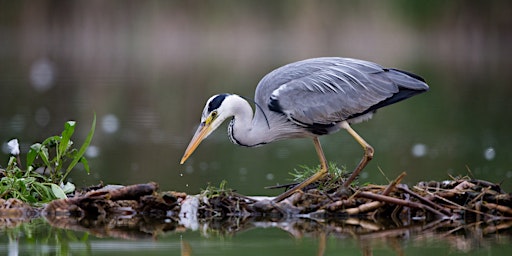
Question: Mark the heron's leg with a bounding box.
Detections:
[340,121,374,188]
[273,137,328,202]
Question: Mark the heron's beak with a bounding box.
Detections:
[180,122,212,164]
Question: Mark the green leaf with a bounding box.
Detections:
[61,182,75,194]
[50,183,67,199]
[32,182,54,202]
[59,121,76,156]
[27,143,42,167]
[39,146,51,167]
[42,135,61,147]
[61,114,96,182]
[80,157,90,174]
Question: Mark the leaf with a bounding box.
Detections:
[27,143,42,167]
[50,183,67,199]
[39,146,51,167]
[59,121,76,156]
[61,182,75,194]
[62,114,96,182]
[32,182,54,202]
[42,135,61,147]
[80,157,90,174]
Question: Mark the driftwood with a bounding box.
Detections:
[1,174,512,247]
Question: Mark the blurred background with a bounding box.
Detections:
[1,0,511,195]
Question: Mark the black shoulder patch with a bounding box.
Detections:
[208,94,230,112]
[268,96,284,114]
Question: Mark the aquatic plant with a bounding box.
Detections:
[289,162,349,191]
[200,180,231,199]
[0,115,96,203]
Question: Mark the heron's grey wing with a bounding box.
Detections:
[259,57,428,126]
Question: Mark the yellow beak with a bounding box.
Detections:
[180,122,212,164]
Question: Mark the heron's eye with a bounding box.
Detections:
[205,111,218,125]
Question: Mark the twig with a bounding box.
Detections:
[382,172,406,196]
[467,186,490,206]
[356,192,448,218]
[483,202,512,215]
[342,172,406,215]
[344,201,384,215]
[398,185,452,217]
[421,189,501,220]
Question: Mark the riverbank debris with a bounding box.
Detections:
[1,174,511,241]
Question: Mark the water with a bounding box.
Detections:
[1,1,512,254]
[2,218,511,255]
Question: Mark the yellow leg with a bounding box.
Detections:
[340,121,374,188]
[273,137,328,202]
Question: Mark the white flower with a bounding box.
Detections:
[7,139,20,156]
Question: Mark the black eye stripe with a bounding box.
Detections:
[207,94,229,112]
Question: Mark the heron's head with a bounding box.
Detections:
[180,94,233,164]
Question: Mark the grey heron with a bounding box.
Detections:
[180,57,428,202]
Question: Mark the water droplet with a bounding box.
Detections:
[484,147,496,160]
[266,173,274,180]
[185,184,189,187]
[411,143,427,157]
[180,173,183,177]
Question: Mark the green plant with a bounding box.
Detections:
[0,115,96,203]
[27,116,96,184]
[200,180,231,198]
[289,162,349,190]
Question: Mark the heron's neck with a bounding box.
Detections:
[227,95,270,147]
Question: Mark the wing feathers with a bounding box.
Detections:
[264,57,428,126]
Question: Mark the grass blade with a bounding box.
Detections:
[61,114,96,182]
[80,157,90,175]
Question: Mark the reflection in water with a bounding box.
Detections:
[3,211,512,255]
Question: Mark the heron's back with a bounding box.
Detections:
[254,57,428,135]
